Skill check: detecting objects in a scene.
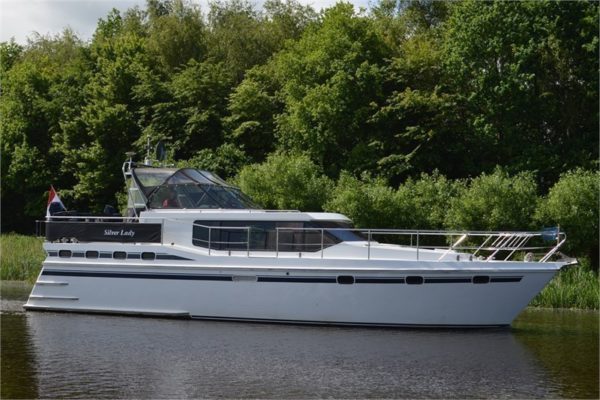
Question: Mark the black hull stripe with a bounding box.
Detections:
[490,277,523,282]
[425,278,472,283]
[257,276,337,283]
[355,278,406,284]
[41,270,523,284]
[42,270,232,281]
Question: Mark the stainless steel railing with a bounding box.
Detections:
[190,222,566,262]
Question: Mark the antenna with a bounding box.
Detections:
[144,136,152,166]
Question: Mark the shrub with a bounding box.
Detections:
[235,153,333,211]
[397,171,465,229]
[535,169,599,267]
[325,172,398,228]
[444,168,538,231]
[326,170,464,230]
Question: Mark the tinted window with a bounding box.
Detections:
[192,220,360,252]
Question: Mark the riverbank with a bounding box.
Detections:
[1,233,598,309]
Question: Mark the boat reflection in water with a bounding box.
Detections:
[22,311,559,399]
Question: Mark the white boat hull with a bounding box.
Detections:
[25,257,560,327]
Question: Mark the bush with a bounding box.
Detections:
[444,168,538,231]
[325,172,398,228]
[326,170,464,230]
[535,169,599,267]
[235,153,333,211]
[396,171,465,229]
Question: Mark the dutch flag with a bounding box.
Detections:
[46,185,66,217]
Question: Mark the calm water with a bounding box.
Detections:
[2,281,598,399]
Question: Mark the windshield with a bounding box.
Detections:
[134,168,260,209]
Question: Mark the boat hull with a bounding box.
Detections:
[24,260,559,327]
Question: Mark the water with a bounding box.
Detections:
[2,281,598,399]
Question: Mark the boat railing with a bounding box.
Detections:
[191,222,566,262]
[39,216,566,263]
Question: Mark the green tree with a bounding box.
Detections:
[181,143,250,179]
[1,31,86,231]
[146,0,206,72]
[224,65,281,162]
[273,3,391,175]
[443,0,599,185]
[53,13,152,211]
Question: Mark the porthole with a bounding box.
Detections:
[85,250,99,259]
[473,275,490,284]
[113,251,126,260]
[406,276,424,285]
[141,252,156,261]
[337,275,355,285]
[58,250,72,258]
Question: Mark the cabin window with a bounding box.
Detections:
[141,252,156,260]
[85,250,99,259]
[113,251,127,259]
[337,275,355,285]
[58,250,72,258]
[406,276,424,285]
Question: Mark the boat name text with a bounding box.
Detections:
[104,229,135,237]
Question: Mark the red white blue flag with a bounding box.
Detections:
[46,185,66,217]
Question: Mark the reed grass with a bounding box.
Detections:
[530,259,599,309]
[0,234,45,282]
[0,233,598,309]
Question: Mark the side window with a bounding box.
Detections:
[249,221,276,251]
[220,221,248,251]
[192,220,348,252]
[276,222,303,252]
[192,221,219,248]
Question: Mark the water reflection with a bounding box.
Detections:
[23,314,555,398]
[513,309,599,399]
[1,314,38,399]
[1,282,598,399]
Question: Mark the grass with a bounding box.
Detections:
[0,234,45,282]
[0,233,598,309]
[530,258,599,310]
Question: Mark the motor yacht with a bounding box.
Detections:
[25,155,572,327]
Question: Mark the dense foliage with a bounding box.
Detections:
[1,0,598,266]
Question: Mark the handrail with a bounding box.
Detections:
[40,216,566,263]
